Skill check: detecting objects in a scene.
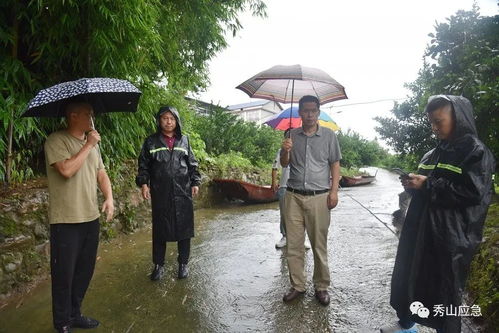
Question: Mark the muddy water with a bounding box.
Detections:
[0,169,478,332]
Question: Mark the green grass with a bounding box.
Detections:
[340,167,361,177]
[467,196,499,331]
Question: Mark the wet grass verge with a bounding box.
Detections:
[467,194,498,332]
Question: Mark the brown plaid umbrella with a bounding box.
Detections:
[236,64,347,105]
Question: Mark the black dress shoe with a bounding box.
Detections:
[315,290,330,306]
[283,288,305,302]
[71,315,99,329]
[178,263,188,279]
[150,264,164,281]
[56,326,71,333]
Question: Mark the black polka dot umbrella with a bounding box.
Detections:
[22,77,142,117]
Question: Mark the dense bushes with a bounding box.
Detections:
[190,106,282,167]
[336,130,391,169]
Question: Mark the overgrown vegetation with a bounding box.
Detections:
[337,130,390,169]
[190,105,282,168]
[0,0,267,183]
[468,199,499,332]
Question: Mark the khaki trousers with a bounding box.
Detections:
[284,190,331,292]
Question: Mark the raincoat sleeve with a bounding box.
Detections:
[136,140,151,187]
[425,145,493,208]
[187,138,201,187]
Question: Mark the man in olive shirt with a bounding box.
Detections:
[45,100,114,333]
[280,95,341,306]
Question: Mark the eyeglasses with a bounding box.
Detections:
[299,109,320,114]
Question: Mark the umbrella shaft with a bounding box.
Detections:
[289,80,295,131]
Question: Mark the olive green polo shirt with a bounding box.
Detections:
[44,130,104,224]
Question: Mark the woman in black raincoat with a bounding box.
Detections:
[136,106,201,281]
[381,95,495,333]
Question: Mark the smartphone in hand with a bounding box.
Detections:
[392,168,412,179]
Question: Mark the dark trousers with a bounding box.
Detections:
[153,237,190,266]
[50,219,99,329]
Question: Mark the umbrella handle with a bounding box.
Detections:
[89,117,103,162]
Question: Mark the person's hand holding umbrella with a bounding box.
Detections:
[87,129,101,146]
[280,135,293,167]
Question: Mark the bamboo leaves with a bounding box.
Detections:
[1,0,267,183]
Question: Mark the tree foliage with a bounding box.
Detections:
[191,106,282,167]
[336,130,390,169]
[375,6,498,160]
[0,0,266,182]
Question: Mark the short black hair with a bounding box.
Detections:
[298,95,320,111]
[425,95,453,113]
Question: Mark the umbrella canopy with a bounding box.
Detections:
[22,77,141,117]
[236,64,347,105]
[265,106,340,131]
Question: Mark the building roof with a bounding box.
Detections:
[227,100,276,111]
[185,97,229,115]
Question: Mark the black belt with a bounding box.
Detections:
[287,187,329,196]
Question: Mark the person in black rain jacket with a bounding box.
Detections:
[136,106,201,281]
[381,95,496,333]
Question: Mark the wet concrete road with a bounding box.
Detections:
[0,169,477,332]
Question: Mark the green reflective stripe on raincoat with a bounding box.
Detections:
[149,147,168,154]
[149,147,188,154]
[419,163,462,174]
[436,163,462,174]
[418,163,436,170]
[173,147,188,154]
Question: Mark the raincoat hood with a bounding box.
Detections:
[156,106,182,137]
[447,95,477,138]
[427,95,478,142]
